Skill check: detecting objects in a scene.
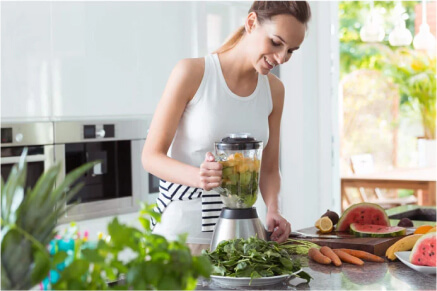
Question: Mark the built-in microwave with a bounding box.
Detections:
[54,118,159,223]
[1,119,160,223]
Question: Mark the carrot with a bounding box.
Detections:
[308,247,331,265]
[332,249,364,266]
[320,246,342,266]
[336,248,385,263]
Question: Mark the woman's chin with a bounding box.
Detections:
[257,67,271,75]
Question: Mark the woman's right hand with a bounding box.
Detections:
[199,152,223,191]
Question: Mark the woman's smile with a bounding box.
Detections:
[264,56,276,70]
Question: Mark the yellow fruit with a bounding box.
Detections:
[315,217,333,233]
[414,225,434,234]
[426,226,436,233]
[385,234,423,260]
[234,152,243,160]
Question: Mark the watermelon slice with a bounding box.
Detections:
[410,232,436,267]
[337,202,390,232]
[350,223,406,237]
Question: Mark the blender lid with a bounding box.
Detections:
[215,133,262,150]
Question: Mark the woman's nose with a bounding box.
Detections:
[275,51,287,65]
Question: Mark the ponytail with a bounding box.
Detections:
[214,26,245,54]
[213,1,311,54]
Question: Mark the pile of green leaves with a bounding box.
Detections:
[203,237,312,283]
[51,203,213,290]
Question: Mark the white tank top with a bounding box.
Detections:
[152,54,273,244]
[169,54,273,166]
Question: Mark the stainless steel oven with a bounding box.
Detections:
[54,118,157,223]
[1,122,55,190]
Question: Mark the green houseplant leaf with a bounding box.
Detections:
[51,203,213,290]
[1,149,97,290]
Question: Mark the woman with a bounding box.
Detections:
[142,1,311,254]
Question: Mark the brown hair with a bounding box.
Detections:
[215,1,311,54]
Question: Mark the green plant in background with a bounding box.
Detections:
[381,48,436,139]
[339,0,435,171]
[1,149,96,290]
[51,203,213,290]
[339,1,417,77]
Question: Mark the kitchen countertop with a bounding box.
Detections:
[198,259,436,290]
[198,260,436,290]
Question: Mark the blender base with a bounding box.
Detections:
[210,207,268,251]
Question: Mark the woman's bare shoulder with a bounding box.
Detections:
[171,57,205,98]
[174,58,205,83]
[267,73,285,100]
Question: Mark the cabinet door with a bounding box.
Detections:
[1,2,52,119]
[51,2,194,117]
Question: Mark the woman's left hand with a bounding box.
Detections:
[266,210,291,243]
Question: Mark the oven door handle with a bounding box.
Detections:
[1,154,46,165]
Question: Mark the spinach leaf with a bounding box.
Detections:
[203,237,312,283]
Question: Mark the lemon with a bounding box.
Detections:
[315,217,333,233]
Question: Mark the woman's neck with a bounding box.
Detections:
[217,39,258,84]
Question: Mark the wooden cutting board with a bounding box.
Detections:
[294,227,415,256]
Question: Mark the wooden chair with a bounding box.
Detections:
[349,154,417,209]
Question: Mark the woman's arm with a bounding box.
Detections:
[259,73,291,243]
[142,58,222,190]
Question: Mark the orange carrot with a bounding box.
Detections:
[308,248,332,265]
[333,249,364,265]
[320,246,342,266]
[336,248,385,263]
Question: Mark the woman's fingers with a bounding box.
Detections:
[199,152,222,190]
[202,182,221,191]
[200,174,221,190]
[200,169,222,176]
[270,221,291,242]
[205,151,215,162]
[276,222,291,243]
[200,175,221,183]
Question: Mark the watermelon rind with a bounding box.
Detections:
[350,223,406,238]
[409,232,437,267]
[337,202,390,232]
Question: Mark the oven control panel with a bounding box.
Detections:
[1,128,13,144]
[83,124,115,139]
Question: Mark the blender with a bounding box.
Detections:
[210,133,268,251]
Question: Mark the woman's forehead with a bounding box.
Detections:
[263,14,306,45]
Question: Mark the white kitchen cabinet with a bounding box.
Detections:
[1,2,52,120]
[51,2,194,117]
[2,2,195,119]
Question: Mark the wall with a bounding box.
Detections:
[1,2,195,120]
[279,1,340,231]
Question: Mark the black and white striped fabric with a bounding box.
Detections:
[151,179,224,232]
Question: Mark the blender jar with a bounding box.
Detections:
[214,133,263,208]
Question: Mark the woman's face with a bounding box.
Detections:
[245,13,306,75]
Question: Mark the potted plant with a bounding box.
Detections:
[48,204,212,290]
[1,150,212,290]
[382,48,436,166]
[1,149,96,290]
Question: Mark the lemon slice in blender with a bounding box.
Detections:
[315,217,333,233]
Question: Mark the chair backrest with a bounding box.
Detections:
[350,154,375,174]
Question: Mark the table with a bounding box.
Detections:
[341,167,436,211]
[198,260,436,290]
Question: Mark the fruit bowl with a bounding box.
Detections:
[395,251,436,275]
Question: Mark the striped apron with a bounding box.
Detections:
[151,180,224,232]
